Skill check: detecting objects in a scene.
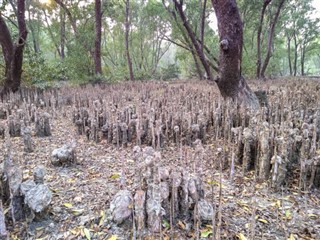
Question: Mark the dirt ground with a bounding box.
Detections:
[1,79,320,240]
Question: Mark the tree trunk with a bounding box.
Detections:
[0,0,28,95]
[94,0,102,75]
[293,31,298,76]
[125,0,134,81]
[211,0,259,108]
[199,0,207,54]
[256,0,272,79]
[27,2,40,53]
[54,0,77,34]
[260,0,286,78]
[60,7,66,60]
[286,33,292,75]
[173,0,214,81]
[43,9,61,58]
[300,43,305,76]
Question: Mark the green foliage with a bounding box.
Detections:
[22,49,69,88]
[159,63,180,80]
[2,0,319,89]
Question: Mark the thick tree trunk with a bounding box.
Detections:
[256,0,272,79]
[94,0,102,75]
[260,0,286,78]
[211,0,259,108]
[0,0,28,95]
[125,0,134,81]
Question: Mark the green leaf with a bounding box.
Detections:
[200,229,213,238]
[162,219,170,228]
[110,173,120,179]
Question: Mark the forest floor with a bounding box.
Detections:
[1,79,320,240]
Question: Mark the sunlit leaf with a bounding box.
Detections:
[72,209,85,216]
[308,213,317,219]
[237,232,248,240]
[200,229,213,238]
[99,210,106,226]
[110,173,120,179]
[63,203,73,208]
[83,228,91,240]
[287,234,295,240]
[258,218,268,224]
[108,235,118,240]
[177,220,185,229]
[285,210,292,219]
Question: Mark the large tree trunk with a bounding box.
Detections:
[94,0,102,75]
[0,0,28,95]
[211,0,259,108]
[125,0,134,81]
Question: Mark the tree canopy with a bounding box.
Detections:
[0,0,319,88]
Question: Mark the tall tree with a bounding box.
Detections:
[211,0,259,107]
[256,0,272,79]
[0,0,28,95]
[94,0,102,75]
[258,0,286,79]
[171,0,215,81]
[125,0,134,81]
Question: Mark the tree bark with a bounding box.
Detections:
[0,0,28,95]
[300,43,305,76]
[54,0,77,34]
[293,30,298,76]
[260,0,286,78]
[211,0,259,108]
[94,0,102,75]
[125,0,134,81]
[60,6,66,60]
[286,33,292,75]
[256,0,272,79]
[199,0,207,54]
[27,2,40,53]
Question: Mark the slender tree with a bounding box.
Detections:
[171,0,215,81]
[256,0,272,79]
[259,0,286,79]
[94,0,102,75]
[125,0,134,81]
[0,0,28,95]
